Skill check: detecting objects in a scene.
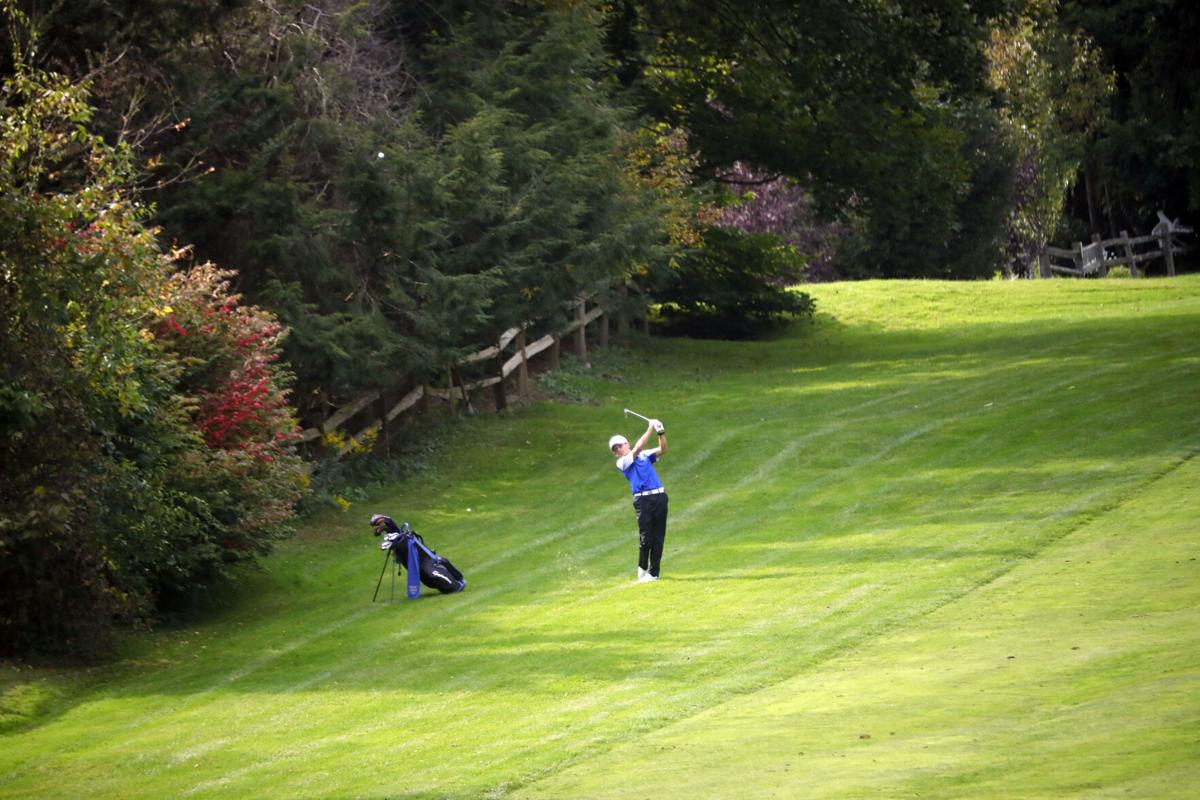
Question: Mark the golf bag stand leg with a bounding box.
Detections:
[372,548,393,602]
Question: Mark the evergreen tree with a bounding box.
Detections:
[412,2,657,351]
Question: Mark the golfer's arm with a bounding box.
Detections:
[631,426,654,456]
[656,431,667,455]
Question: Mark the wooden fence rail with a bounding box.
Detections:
[300,293,615,456]
[1038,211,1193,278]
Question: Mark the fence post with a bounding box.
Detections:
[454,365,476,414]
[574,298,587,360]
[493,337,507,412]
[517,330,530,397]
[1160,229,1176,276]
[598,308,609,349]
[549,334,561,371]
[1073,241,1084,274]
[1121,230,1137,277]
[1038,246,1051,278]
[1093,233,1107,277]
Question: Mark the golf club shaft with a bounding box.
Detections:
[624,408,653,424]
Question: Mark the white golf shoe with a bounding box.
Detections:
[637,567,647,580]
[638,572,659,583]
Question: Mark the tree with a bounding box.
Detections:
[604,0,1022,278]
[1,22,168,652]
[151,263,306,565]
[651,226,814,338]
[143,0,426,416]
[986,8,1112,274]
[1060,0,1199,236]
[717,163,845,282]
[1,7,303,655]
[411,2,662,348]
[14,0,676,418]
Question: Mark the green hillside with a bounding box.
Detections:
[2,277,1198,799]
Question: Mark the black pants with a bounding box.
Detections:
[634,492,669,577]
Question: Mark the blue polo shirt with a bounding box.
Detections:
[616,449,664,495]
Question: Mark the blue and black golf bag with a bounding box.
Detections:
[371,514,466,598]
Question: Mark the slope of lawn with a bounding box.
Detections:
[2,277,1198,799]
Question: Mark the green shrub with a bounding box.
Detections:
[0,49,171,654]
[1106,265,1132,278]
[0,25,304,656]
[651,227,815,339]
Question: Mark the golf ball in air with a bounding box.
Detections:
[467,507,472,512]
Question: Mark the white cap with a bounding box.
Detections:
[608,434,629,450]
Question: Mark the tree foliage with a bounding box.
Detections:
[0,17,303,655]
[717,164,845,282]
[13,0,676,419]
[603,0,1020,278]
[986,8,1113,274]
[412,3,645,344]
[651,226,813,338]
[152,264,306,557]
[1061,0,1200,235]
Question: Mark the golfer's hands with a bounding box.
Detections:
[652,418,665,434]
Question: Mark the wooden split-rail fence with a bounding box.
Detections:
[1038,211,1193,278]
[301,291,643,457]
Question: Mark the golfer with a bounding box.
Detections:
[609,418,669,583]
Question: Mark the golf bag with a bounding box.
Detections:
[371,514,466,597]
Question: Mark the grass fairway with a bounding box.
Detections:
[2,277,1199,799]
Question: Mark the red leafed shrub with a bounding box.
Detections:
[153,262,307,555]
